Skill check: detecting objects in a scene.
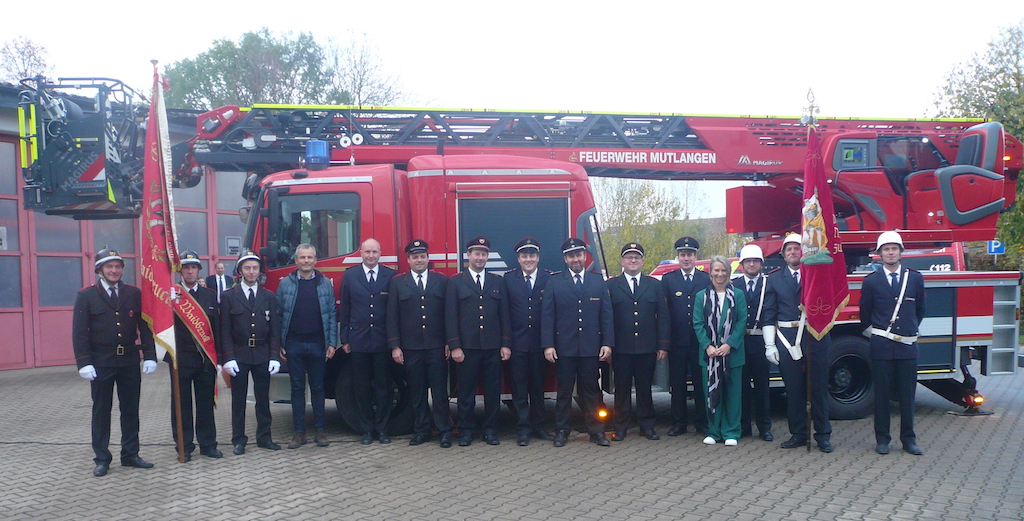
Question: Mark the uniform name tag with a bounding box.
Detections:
[590,297,601,301]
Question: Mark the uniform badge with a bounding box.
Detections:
[265,310,271,321]
[675,291,682,297]
[129,310,134,317]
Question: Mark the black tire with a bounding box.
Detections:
[827,335,874,420]
[333,359,415,435]
[334,362,361,433]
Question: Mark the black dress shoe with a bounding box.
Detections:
[378,433,391,444]
[121,455,155,468]
[903,443,923,455]
[93,462,109,477]
[458,435,473,447]
[818,440,834,453]
[439,432,453,448]
[780,437,806,449]
[200,448,223,459]
[517,433,530,446]
[590,433,611,446]
[183,453,192,462]
[875,443,890,455]
[258,441,281,451]
[409,434,430,446]
[553,430,568,447]
[233,444,245,455]
[641,429,661,441]
[533,430,554,441]
[760,431,774,442]
[667,425,686,436]
[613,430,627,441]
[361,433,374,445]
[483,434,500,445]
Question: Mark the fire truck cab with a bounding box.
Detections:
[245,154,603,433]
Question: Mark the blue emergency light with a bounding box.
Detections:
[305,139,330,170]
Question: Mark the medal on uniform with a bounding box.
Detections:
[265,310,271,321]
[675,291,682,296]
[129,310,134,317]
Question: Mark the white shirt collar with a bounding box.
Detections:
[413,270,428,285]
[363,264,377,276]
[883,264,902,275]
[571,270,585,282]
[100,279,119,293]
[681,268,695,277]
[182,282,200,292]
[241,281,258,294]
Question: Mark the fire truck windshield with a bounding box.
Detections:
[266,191,361,268]
[876,136,949,177]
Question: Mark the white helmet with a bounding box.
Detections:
[738,244,764,262]
[783,233,802,246]
[876,230,904,251]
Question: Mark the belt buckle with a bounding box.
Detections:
[893,334,903,342]
[116,345,125,355]
[248,338,256,348]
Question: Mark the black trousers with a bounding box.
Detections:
[455,349,501,435]
[554,355,603,435]
[90,364,142,464]
[741,334,771,435]
[668,347,707,430]
[777,330,832,443]
[872,357,917,446]
[231,361,272,447]
[612,352,657,432]
[404,347,452,436]
[351,351,393,435]
[510,350,548,435]
[168,362,218,453]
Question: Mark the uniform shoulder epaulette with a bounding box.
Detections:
[766,267,784,275]
[504,268,521,276]
[550,270,563,275]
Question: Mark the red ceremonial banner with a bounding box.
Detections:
[140,66,218,366]
[799,127,850,340]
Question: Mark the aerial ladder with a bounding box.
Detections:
[17,76,1023,258]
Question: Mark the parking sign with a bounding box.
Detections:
[987,240,1005,255]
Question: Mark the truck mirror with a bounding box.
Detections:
[238,206,250,224]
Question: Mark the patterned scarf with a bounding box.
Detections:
[704,286,736,414]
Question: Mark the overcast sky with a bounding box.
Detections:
[5,0,1022,214]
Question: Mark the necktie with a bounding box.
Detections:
[109,286,117,304]
[631,276,638,294]
[685,274,691,283]
[476,273,483,290]
[748,280,754,294]
[525,274,532,290]
[247,287,254,302]
[575,274,582,291]
[417,273,425,292]
[890,272,899,290]
[190,287,197,297]
[793,271,799,286]
[368,270,376,290]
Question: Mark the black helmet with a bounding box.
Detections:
[180,249,203,267]
[94,247,124,273]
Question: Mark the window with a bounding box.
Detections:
[35,213,81,253]
[38,257,82,306]
[0,257,21,307]
[0,142,15,195]
[0,199,19,251]
[93,219,135,253]
[268,192,360,268]
[172,175,207,209]
[174,211,209,255]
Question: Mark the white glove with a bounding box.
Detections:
[762,326,779,365]
[268,360,281,375]
[787,343,803,361]
[142,360,158,374]
[224,360,239,377]
[79,365,97,380]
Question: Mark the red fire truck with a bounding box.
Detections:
[17,77,1022,431]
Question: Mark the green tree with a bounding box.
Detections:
[165,28,347,110]
[325,32,403,107]
[593,178,713,274]
[934,20,1024,266]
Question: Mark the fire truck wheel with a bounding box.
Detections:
[334,362,362,433]
[332,360,415,435]
[827,335,874,420]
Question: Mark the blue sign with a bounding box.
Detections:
[987,240,1005,255]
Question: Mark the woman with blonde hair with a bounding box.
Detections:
[692,255,747,445]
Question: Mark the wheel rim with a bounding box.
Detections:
[829,353,871,404]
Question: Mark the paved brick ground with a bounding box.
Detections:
[1,362,1021,521]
